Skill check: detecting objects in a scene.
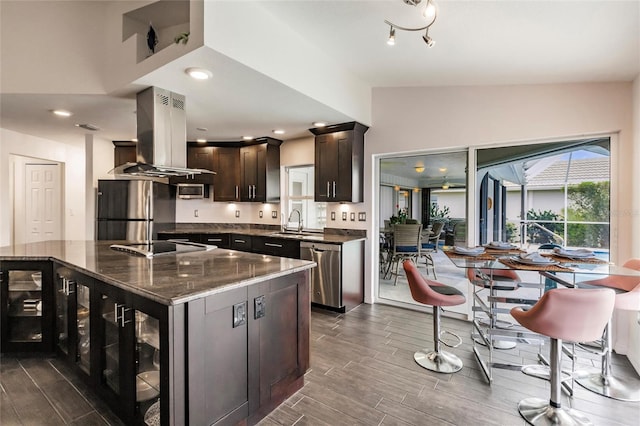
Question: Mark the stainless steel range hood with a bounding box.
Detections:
[110,86,214,180]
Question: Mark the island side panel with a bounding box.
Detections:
[187,286,250,426]
[167,303,185,426]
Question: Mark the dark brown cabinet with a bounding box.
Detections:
[311,122,368,203]
[0,261,54,353]
[212,147,240,202]
[113,141,137,168]
[251,236,300,259]
[188,271,309,425]
[231,234,253,252]
[240,142,280,203]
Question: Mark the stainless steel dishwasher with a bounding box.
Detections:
[300,242,341,309]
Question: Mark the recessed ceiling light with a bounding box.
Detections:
[242,136,254,140]
[439,167,447,173]
[52,109,72,117]
[414,166,425,173]
[272,129,285,135]
[185,67,212,80]
[196,138,207,143]
[74,123,100,131]
[313,121,327,127]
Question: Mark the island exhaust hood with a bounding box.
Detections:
[110,86,214,180]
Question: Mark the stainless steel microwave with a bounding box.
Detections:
[176,183,209,199]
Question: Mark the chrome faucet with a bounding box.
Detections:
[287,209,303,233]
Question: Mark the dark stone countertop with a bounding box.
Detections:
[0,240,316,306]
[161,225,367,244]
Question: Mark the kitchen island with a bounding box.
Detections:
[0,240,315,426]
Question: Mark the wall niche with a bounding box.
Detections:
[122,0,190,63]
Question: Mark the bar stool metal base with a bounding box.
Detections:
[576,373,640,402]
[414,350,463,373]
[518,398,593,425]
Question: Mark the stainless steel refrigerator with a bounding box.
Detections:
[96,180,175,241]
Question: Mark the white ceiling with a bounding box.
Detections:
[1,0,638,151]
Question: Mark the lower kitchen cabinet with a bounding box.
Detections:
[188,270,309,425]
[252,236,300,259]
[0,261,54,353]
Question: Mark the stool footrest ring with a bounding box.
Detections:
[439,329,462,348]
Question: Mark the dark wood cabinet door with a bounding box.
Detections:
[199,233,230,248]
[314,134,339,202]
[230,234,252,252]
[240,146,258,201]
[187,287,249,426]
[187,146,215,171]
[212,147,240,201]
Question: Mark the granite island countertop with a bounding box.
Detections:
[0,240,316,306]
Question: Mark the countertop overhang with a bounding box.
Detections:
[0,240,316,306]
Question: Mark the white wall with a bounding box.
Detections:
[365,82,635,306]
[0,128,88,245]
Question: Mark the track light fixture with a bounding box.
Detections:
[385,0,438,48]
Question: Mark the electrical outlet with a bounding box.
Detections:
[259,211,263,218]
[358,212,366,221]
[350,212,356,221]
[235,210,240,218]
[194,209,199,218]
[272,211,277,218]
[331,212,336,221]
[342,212,347,221]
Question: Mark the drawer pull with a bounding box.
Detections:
[265,242,283,248]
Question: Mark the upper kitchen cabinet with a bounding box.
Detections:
[212,147,240,202]
[240,139,281,203]
[310,122,368,203]
[113,141,137,168]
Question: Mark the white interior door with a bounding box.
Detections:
[25,164,62,242]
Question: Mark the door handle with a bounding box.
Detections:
[332,181,336,198]
[114,303,131,328]
[235,186,239,199]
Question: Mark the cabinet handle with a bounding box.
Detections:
[332,181,336,198]
[248,185,251,199]
[264,242,282,248]
[207,238,222,242]
[235,185,239,199]
[326,181,330,197]
[114,303,131,328]
[68,280,76,295]
[235,239,246,244]
[253,185,256,199]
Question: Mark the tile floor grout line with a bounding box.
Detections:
[18,359,68,424]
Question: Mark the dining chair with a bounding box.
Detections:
[511,288,615,425]
[575,258,640,401]
[422,221,444,252]
[385,223,422,285]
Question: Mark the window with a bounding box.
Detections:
[284,166,326,231]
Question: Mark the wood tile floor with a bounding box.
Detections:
[2,303,639,425]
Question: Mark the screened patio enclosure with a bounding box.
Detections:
[476,137,611,255]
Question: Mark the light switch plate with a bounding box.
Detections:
[272,211,277,218]
[235,210,240,218]
[259,211,263,218]
[331,212,336,221]
[350,212,356,221]
[342,212,347,221]
[358,212,366,221]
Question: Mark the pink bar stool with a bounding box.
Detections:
[403,260,466,373]
[511,288,615,425]
[576,258,640,401]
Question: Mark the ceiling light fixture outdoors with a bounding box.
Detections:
[52,109,73,117]
[185,67,212,80]
[414,166,425,173]
[384,0,438,48]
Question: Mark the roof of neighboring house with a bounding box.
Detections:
[506,157,609,188]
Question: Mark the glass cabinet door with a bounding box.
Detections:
[101,294,122,396]
[77,283,91,374]
[55,274,70,355]
[135,311,161,425]
[6,269,43,343]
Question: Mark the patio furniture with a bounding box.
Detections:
[385,223,422,285]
